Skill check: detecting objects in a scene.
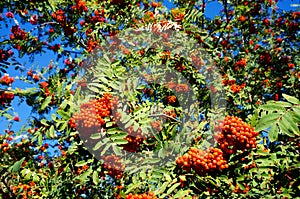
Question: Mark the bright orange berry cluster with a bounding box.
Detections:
[11,182,38,198]
[175,83,189,92]
[123,135,144,152]
[214,116,258,155]
[0,49,13,62]
[150,120,162,131]
[167,95,177,104]
[121,125,145,152]
[176,147,229,175]
[126,192,157,199]
[234,58,247,71]
[0,74,14,85]
[230,83,246,93]
[0,91,14,105]
[71,0,88,13]
[102,155,124,179]
[233,184,250,194]
[72,93,112,130]
[68,118,77,129]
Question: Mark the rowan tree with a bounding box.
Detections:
[0,0,299,198]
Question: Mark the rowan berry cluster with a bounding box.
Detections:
[0,142,9,153]
[11,182,38,198]
[10,25,27,40]
[125,192,157,199]
[49,44,61,52]
[39,82,51,97]
[0,74,14,85]
[51,9,66,23]
[174,61,187,72]
[150,120,162,131]
[214,116,258,155]
[167,95,177,104]
[85,9,106,25]
[77,164,89,175]
[102,155,124,179]
[122,135,144,152]
[165,109,177,119]
[230,83,246,93]
[72,93,112,131]
[234,58,247,71]
[0,49,13,62]
[95,93,112,118]
[175,83,189,92]
[222,76,236,86]
[176,147,229,175]
[68,118,77,129]
[0,91,14,105]
[71,0,88,13]
[233,184,250,194]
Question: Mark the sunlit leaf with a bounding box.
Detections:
[9,157,26,172]
[255,113,281,132]
[282,94,300,105]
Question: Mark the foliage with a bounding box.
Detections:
[0,0,299,198]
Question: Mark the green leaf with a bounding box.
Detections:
[282,94,300,105]
[40,119,49,126]
[3,113,13,120]
[9,157,26,172]
[166,182,181,195]
[88,86,99,93]
[164,173,172,182]
[93,171,99,185]
[173,190,192,198]
[90,133,102,139]
[291,106,300,123]
[103,54,111,64]
[38,133,43,146]
[93,141,104,151]
[114,139,128,145]
[282,114,299,136]
[57,109,70,119]
[279,116,294,137]
[112,144,122,156]
[268,124,279,142]
[49,125,55,138]
[273,101,292,108]
[79,168,92,181]
[125,119,134,129]
[41,96,52,111]
[100,142,113,156]
[33,173,40,182]
[125,182,143,194]
[107,128,121,134]
[260,103,286,112]
[255,113,281,132]
[75,160,87,167]
[155,182,169,194]
[110,132,128,140]
[51,113,57,121]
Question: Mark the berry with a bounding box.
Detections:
[0,74,14,85]
[72,93,112,136]
[102,155,124,179]
[0,91,14,105]
[13,116,20,121]
[214,116,258,155]
[125,192,157,199]
[176,147,228,175]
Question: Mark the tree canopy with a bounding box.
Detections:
[0,0,300,198]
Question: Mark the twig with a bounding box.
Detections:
[149,113,181,123]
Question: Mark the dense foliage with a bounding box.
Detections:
[0,0,299,198]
